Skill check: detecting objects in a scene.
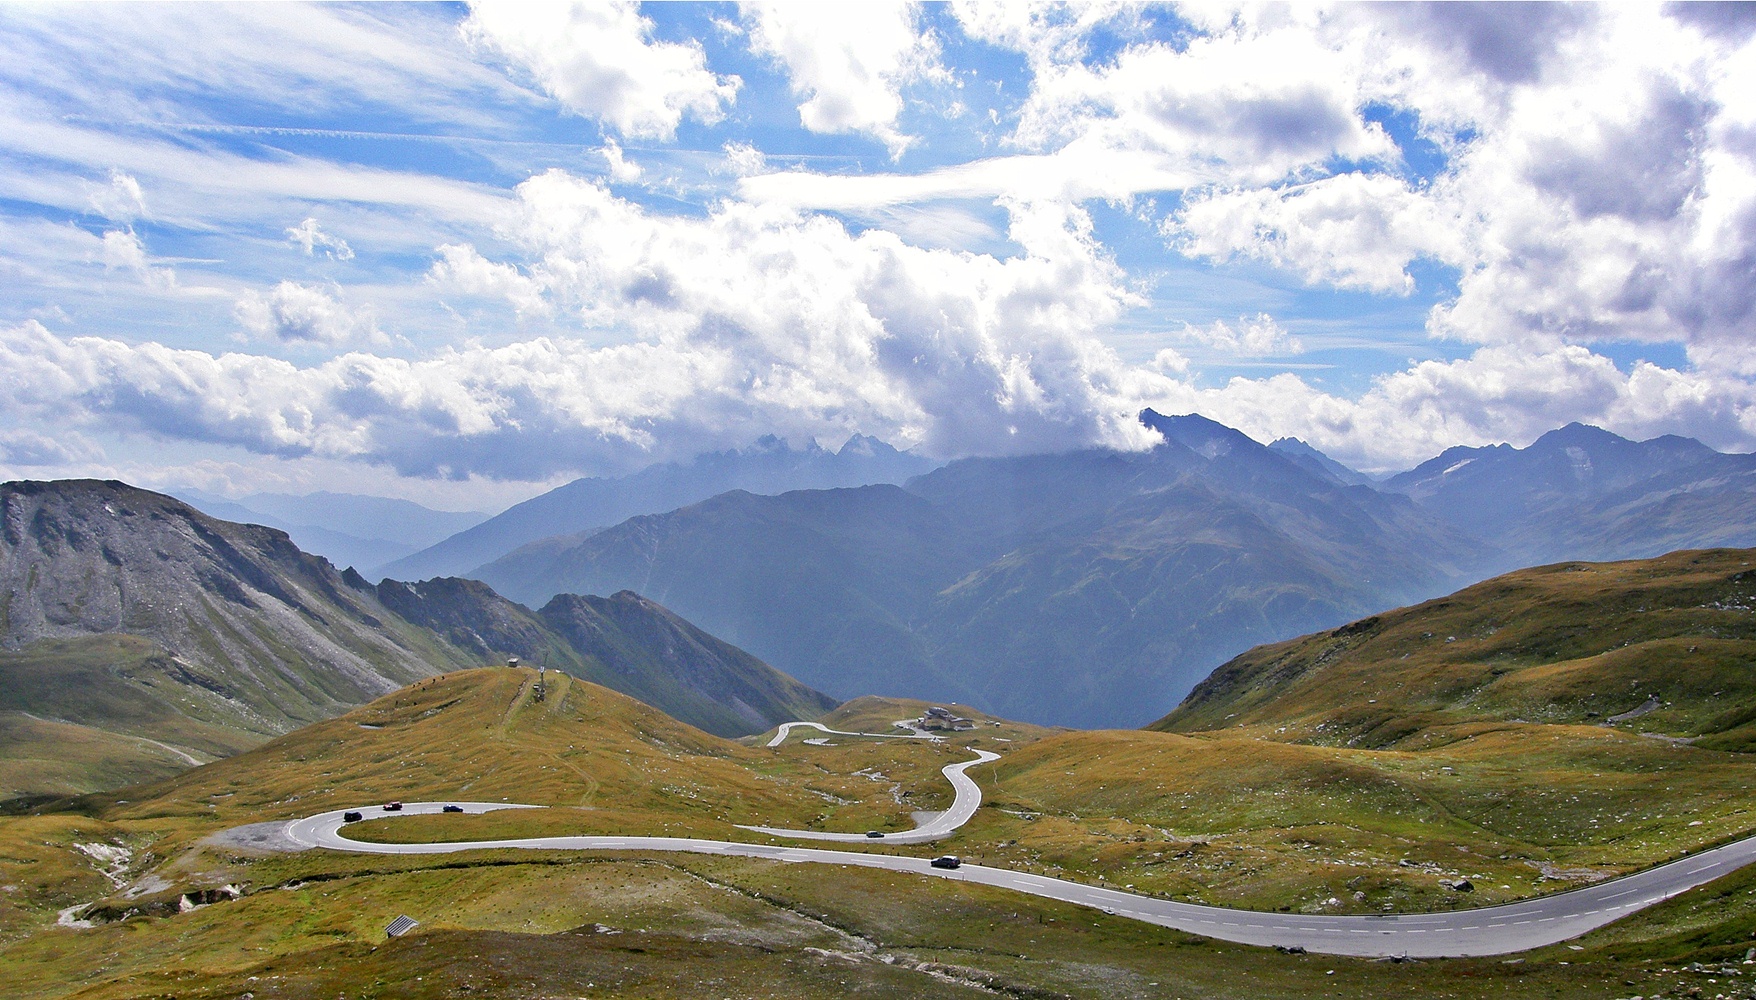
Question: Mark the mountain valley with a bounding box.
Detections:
[5,608,1756,999]
[0,480,835,799]
[462,413,1756,730]
[6,427,1756,998]
[477,412,1486,727]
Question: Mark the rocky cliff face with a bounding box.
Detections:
[0,480,473,735]
[0,480,837,800]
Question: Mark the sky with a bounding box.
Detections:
[0,1,1753,511]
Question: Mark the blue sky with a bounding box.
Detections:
[0,2,1751,510]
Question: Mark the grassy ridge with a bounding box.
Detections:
[808,694,1053,738]
[0,634,272,801]
[105,668,947,842]
[0,714,200,803]
[1156,548,1756,747]
[951,549,1756,916]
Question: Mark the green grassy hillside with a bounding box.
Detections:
[968,722,1756,916]
[0,634,272,800]
[0,713,198,803]
[0,635,264,754]
[1154,547,1756,750]
[107,667,941,841]
[5,666,1756,998]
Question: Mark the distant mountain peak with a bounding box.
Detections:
[1268,436,1318,455]
[741,434,829,456]
[1138,409,1262,458]
[837,433,901,458]
[1267,437,1377,487]
[1383,420,1756,565]
[1531,422,1629,450]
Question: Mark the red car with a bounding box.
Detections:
[382,801,403,812]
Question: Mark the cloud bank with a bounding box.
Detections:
[1,2,1754,497]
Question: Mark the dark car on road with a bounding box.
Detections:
[382,801,402,812]
[442,805,464,813]
[930,855,961,870]
[342,811,363,823]
[865,830,884,838]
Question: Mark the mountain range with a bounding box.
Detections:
[455,413,1756,729]
[10,412,1753,767]
[474,412,1484,728]
[12,551,1756,999]
[375,433,935,582]
[1381,421,1756,568]
[0,480,833,800]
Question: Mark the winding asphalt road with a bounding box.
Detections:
[735,749,1000,843]
[764,721,941,747]
[281,800,1756,958]
[271,730,1756,958]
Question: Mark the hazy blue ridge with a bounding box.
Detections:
[171,489,487,576]
[474,411,1486,728]
[375,434,937,582]
[1267,437,1379,487]
[1381,422,1756,568]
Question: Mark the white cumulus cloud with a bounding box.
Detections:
[98,228,176,289]
[1011,11,1396,187]
[0,170,1172,480]
[741,1,940,157]
[719,140,767,177]
[1172,173,1467,295]
[86,168,147,222]
[462,1,738,141]
[234,281,381,346]
[600,138,642,182]
[429,243,552,318]
[285,218,355,260]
